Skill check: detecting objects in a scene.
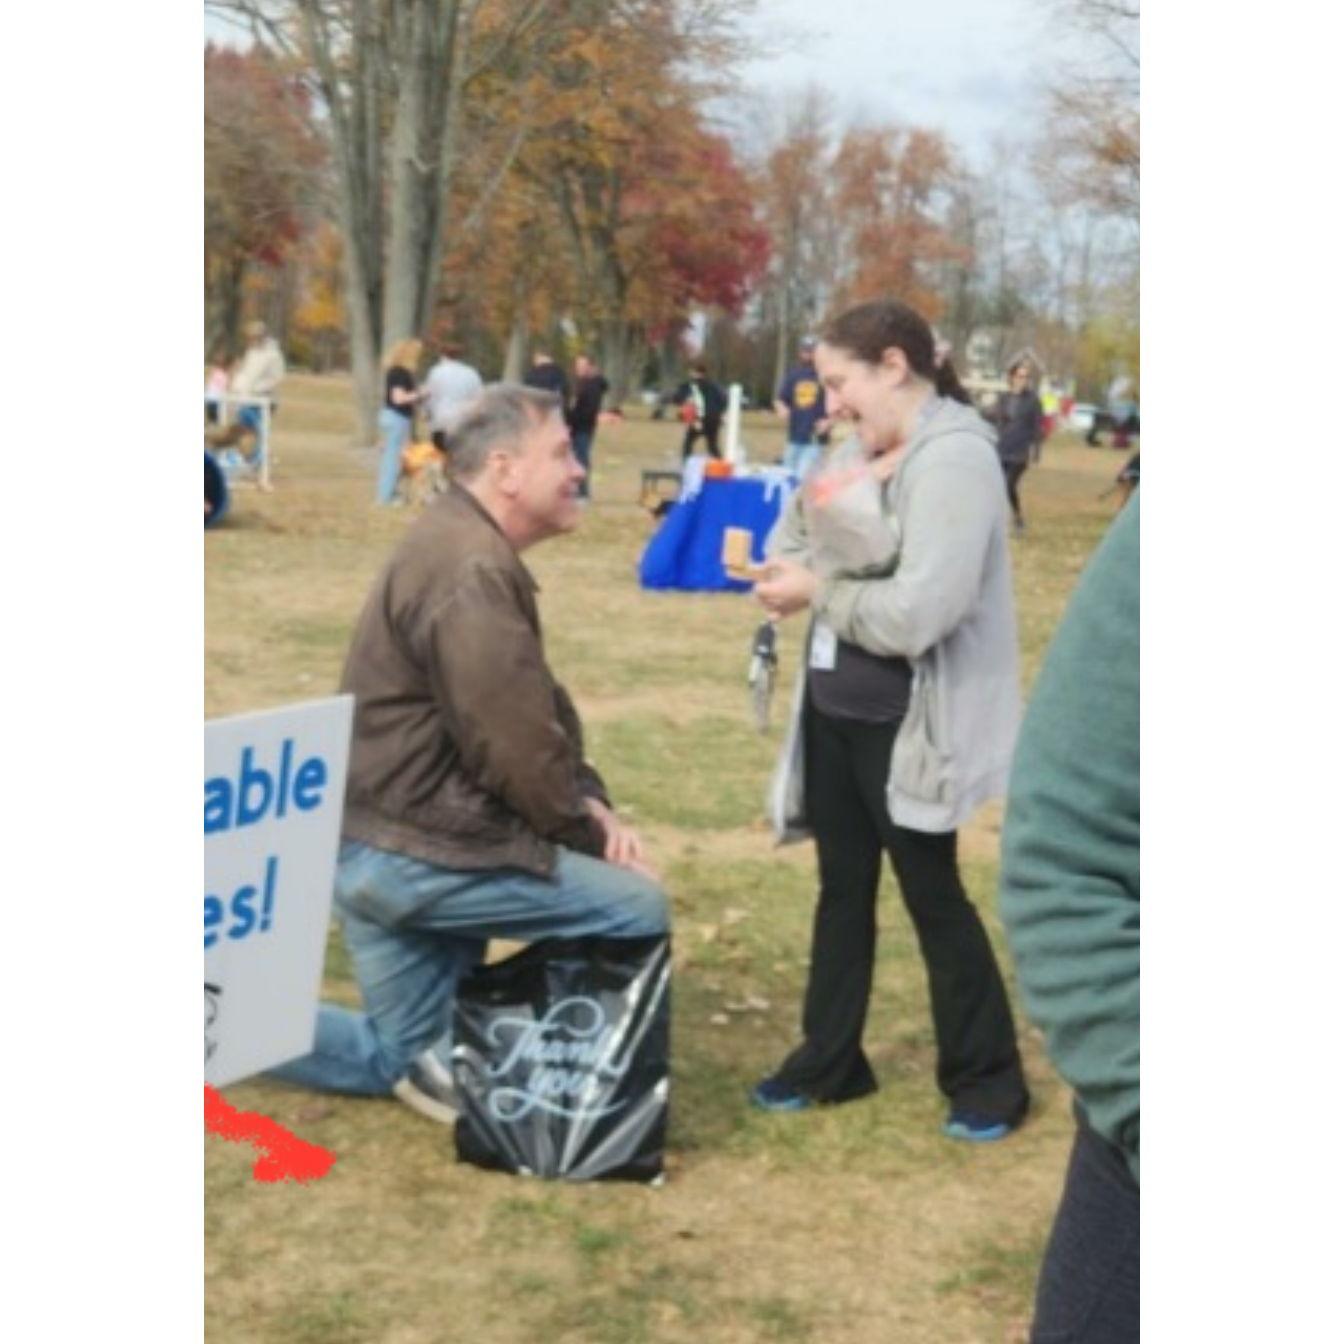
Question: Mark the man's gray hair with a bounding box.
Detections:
[442,383,561,479]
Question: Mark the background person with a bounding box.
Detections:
[992,359,1043,535]
[1038,381,1061,454]
[567,353,610,500]
[675,362,727,461]
[751,299,1029,1141]
[1086,373,1139,449]
[270,385,668,1120]
[376,338,426,505]
[998,496,1139,1342]
[774,336,831,478]
[229,320,286,465]
[424,338,483,453]
[205,348,231,425]
[523,349,570,407]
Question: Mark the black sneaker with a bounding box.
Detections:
[392,1050,461,1125]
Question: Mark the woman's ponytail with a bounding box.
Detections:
[935,357,972,405]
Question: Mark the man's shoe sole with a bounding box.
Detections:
[393,1076,460,1125]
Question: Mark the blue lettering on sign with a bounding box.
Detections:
[204,855,279,950]
[204,738,329,833]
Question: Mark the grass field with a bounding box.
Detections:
[205,374,1124,1344]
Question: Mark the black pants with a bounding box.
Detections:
[1030,1108,1140,1343]
[1003,460,1028,525]
[681,418,722,460]
[774,705,1029,1120]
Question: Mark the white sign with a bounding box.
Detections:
[204,695,353,1087]
[725,383,745,466]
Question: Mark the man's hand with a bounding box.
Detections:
[754,558,819,621]
[585,798,659,881]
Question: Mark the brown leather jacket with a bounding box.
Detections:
[339,483,608,876]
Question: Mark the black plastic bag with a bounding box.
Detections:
[450,935,671,1184]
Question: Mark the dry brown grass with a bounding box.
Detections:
[206,374,1124,1344]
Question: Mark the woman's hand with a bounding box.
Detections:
[754,558,819,621]
[870,446,903,483]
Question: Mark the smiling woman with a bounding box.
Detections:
[750,299,1029,1140]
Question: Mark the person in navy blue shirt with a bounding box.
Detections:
[774,336,831,478]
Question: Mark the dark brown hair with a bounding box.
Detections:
[823,300,972,405]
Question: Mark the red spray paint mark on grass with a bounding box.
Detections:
[204,1085,336,1184]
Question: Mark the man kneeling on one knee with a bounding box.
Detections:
[271,384,668,1122]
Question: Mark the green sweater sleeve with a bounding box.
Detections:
[999,495,1140,1181]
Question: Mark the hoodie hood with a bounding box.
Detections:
[911,396,996,453]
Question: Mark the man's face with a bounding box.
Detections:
[507,411,585,541]
[575,356,592,378]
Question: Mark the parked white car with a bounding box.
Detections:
[1068,402,1100,433]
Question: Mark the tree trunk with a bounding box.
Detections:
[210,252,248,358]
[291,0,555,436]
[298,0,384,444]
[598,318,632,404]
[503,308,529,381]
[773,284,791,396]
[385,1,470,349]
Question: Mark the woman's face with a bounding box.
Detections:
[815,342,905,454]
[1010,364,1031,390]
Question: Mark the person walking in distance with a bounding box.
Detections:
[567,353,610,501]
[375,338,427,506]
[424,338,484,452]
[675,362,727,461]
[523,350,570,409]
[992,359,1043,535]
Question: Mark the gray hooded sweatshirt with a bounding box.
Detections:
[767,396,1020,837]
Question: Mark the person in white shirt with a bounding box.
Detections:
[229,320,287,466]
[424,340,484,452]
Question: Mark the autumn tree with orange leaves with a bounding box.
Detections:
[828,126,967,321]
[205,43,325,355]
[433,0,768,398]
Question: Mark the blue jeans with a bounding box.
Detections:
[783,441,821,478]
[376,408,412,504]
[235,404,266,466]
[269,840,669,1095]
[571,429,594,498]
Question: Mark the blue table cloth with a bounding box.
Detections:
[639,476,792,592]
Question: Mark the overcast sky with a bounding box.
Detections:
[205,0,1087,170]
[731,0,1079,170]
